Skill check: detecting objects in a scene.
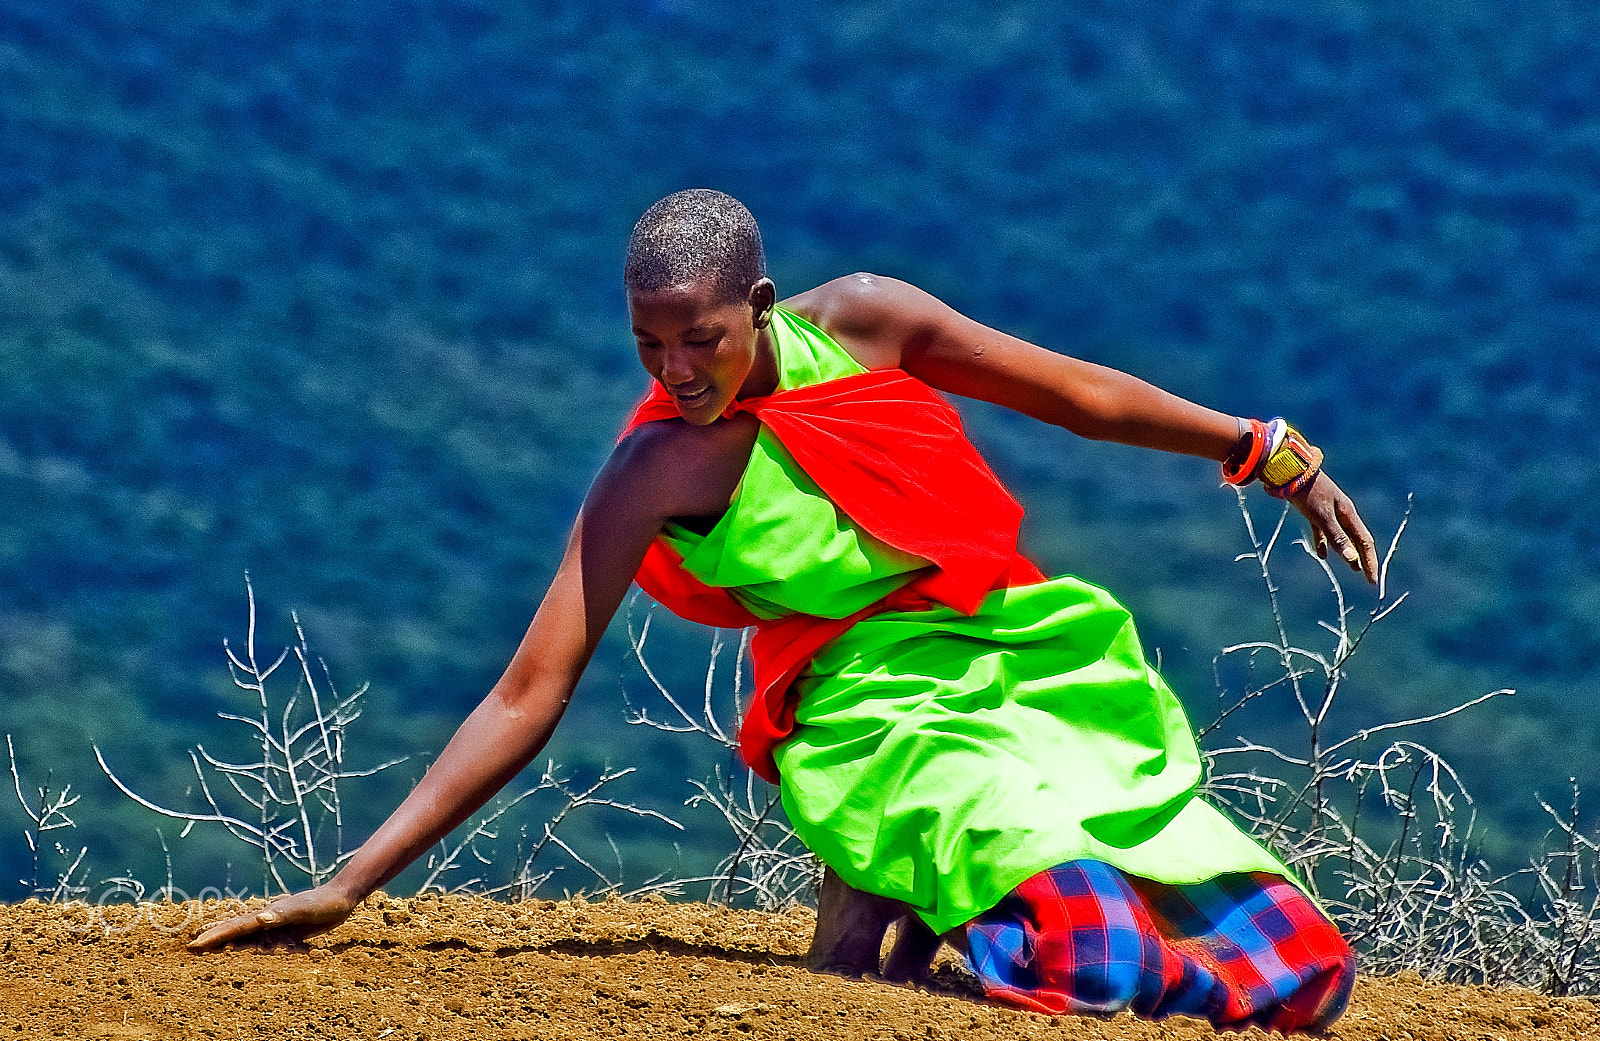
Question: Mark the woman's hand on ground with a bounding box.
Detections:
[187,885,358,952]
[1291,472,1379,585]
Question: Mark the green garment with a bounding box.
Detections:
[660,308,929,620]
[663,307,1292,934]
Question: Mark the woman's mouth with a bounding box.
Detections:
[672,385,711,409]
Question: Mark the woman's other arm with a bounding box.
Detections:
[794,274,1378,582]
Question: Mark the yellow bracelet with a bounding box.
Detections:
[1261,423,1324,499]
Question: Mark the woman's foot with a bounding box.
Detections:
[881,914,941,984]
[805,866,912,977]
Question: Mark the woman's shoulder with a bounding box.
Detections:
[781,274,948,370]
[611,411,761,518]
[615,409,761,468]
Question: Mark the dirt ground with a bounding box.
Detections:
[0,894,1594,1040]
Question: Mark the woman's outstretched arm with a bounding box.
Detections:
[188,415,757,949]
[793,273,1379,583]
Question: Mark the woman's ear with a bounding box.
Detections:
[749,278,777,329]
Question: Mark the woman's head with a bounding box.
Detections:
[626,190,778,424]
[625,189,767,303]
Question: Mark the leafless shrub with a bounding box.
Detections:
[1525,787,1600,995]
[418,760,683,900]
[622,593,822,911]
[93,575,405,895]
[5,734,89,901]
[94,576,674,904]
[1203,492,1599,995]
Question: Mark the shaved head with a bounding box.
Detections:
[624,189,767,303]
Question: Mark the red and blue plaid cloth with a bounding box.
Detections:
[963,860,1354,1033]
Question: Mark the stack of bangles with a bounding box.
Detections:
[1221,418,1324,498]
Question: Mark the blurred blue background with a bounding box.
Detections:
[2,0,1596,896]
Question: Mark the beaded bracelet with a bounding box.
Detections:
[1221,417,1323,498]
[1261,425,1324,499]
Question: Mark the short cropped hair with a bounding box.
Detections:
[624,189,767,303]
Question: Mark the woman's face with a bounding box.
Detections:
[629,277,776,425]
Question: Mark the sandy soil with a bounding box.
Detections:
[1,894,1594,1040]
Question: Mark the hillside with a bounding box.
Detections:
[3,0,1599,888]
[4,895,1598,1040]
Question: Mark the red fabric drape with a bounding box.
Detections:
[621,371,1044,781]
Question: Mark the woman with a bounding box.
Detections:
[191,189,1376,1031]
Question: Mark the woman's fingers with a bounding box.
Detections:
[186,909,275,951]
[187,889,355,952]
[1334,495,1379,583]
[1293,474,1378,585]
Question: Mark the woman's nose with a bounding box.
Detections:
[660,346,694,384]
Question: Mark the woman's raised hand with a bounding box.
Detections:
[187,884,359,951]
[1291,472,1379,584]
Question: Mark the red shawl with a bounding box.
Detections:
[620,370,1044,781]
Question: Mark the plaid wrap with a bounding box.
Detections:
[963,860,1354,1033]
